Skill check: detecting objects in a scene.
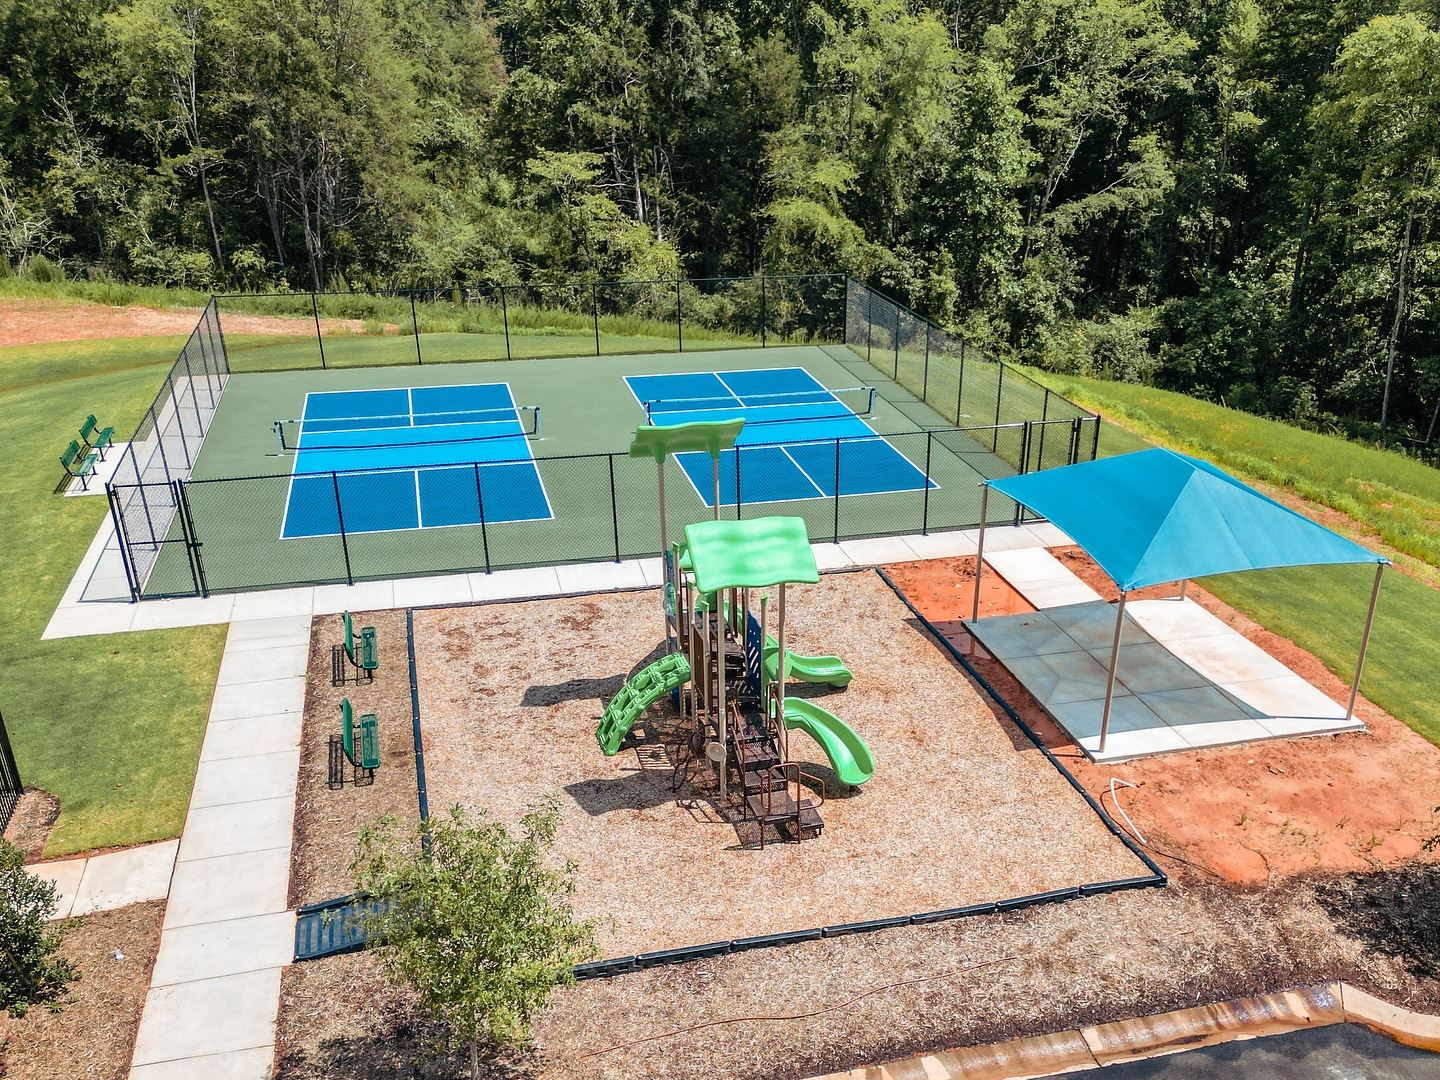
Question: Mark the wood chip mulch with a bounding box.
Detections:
[3,789,60,862]
[0,900,164,1080]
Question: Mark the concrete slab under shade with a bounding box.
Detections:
[963,611,1086,658]
[1045,600,1151,651]
[1137,685,1271,750]
[1223,674,1352,726]
[1049,696,1193,761]
[1003,650,1127,705]
[1165,633,1296,685]
[1126,597,1234,643]
[1092,642,1213,696]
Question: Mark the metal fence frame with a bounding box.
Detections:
[108,274,1099,600]
[0,712,22,835]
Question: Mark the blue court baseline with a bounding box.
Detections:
[624,367,936,508]
[281,383,552,539]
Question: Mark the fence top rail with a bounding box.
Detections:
[212,272,846,303]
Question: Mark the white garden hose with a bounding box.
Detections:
[1107,777,1149,847]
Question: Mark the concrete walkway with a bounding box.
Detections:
[28,839,178,919]
[128,616,307,1080]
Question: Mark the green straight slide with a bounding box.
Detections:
[782,698,875,787]
[763,635,852,688]
[595,653,691,756]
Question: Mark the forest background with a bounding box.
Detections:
[1,0,1437,442]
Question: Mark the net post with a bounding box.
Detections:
[273,421,286,453]
[331,471,353,585]
[533,406,543,439]
[832,437,841,543]
[608,454,621,562]
[500,285,512,360]
[922,430,933,535]
[591,283,601,356]
[867,386,876,416]
[922,323,930,402]
[760,275,768,348]
[472,462,491,574]
[676,278,684,352]
[311,292,327,369]
[411,293,423,365]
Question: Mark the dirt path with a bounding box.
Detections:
[0,296,377,348]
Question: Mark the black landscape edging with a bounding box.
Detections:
[406,608,430,824]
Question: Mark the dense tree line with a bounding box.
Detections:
[1,0,1437,439]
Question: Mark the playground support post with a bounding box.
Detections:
[1346,563,1385,722]
[777,583,788,765]
[717,596,728,802]
[711,455,721,521]
[1098,590,1129,756]
[972,484,990,621]
[656,458,671,639]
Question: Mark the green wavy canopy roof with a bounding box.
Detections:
[628,419,744,461]
[683,516,819,593]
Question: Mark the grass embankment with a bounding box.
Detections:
[0,335,225,856]
[1036,370,1440,744]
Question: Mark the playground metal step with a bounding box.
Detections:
[293,893,388,962]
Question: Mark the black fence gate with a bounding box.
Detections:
[0,712,22,836]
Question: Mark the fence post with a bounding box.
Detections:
[311,292,327,369]
[922,324,930,402]
[331,471,353,585]
[1091,417,1101,461]
[106,485,141,601]
[0,711,23,833]
[472,463,491,574]
[957,340,967,424]
[992,363,1004,452]
[500,286,512,360]
[893,307,901,380]
[922,430,933,535]
[832,438,842,544]
[1020,421,1033,476]
[591,283,601,356]
[676,278,684,352]
[608,455,621,562]
[173,480,207,598]
[866,287,874,362]
[760,275,768,348]
[411,293,423,365]
[165,375,193,469]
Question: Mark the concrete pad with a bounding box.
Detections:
[1225,675,1348,721]
[555,560,648,594]
[190,749,300,809]
[900,531,979,560]
[838,535,921,566]
[1017,580,1104,609]
[179,797,295,863]
[635,557,666,586]
[216,645,309,687]
[1126,598,1234,643]
[311,578,397,616]
[130,1046,277,1080]
[1025,521,1075,547]
[201,713,303,762]
[971,525,1048,552]
[1165,634,1296,685]
[42,602,137,640]
[1051,697,1191,761]
[809,543,855,571]
[29,858,85,919]
[1046,601,1150,651]
[210,677,306,721]
[225,616,312,652]
[1091,642,1212,696]
[72,840,178,916]
[229,587,314,622]
[1256,712,1365,739]
[390,573,475,608]
[985,547,1071,585]
[1005,651,1125,705]
[967,612,1086,658]
[164,848,291,928]
[151,911,296,986]
[131,967,282,1064]
[1171,715,1275,750]
[469,565,561,601]
[129,595,236,631]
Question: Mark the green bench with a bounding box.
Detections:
[328,698,380,788]
[60,439,101,491]
[79,414,114,460]
[331,611,378,685]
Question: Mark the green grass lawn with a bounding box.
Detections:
[0,336,226,856]
[1030,369,1440,744]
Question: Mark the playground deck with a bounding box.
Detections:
[413,571,1147,959]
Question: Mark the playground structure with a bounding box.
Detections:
[595,419,874,846]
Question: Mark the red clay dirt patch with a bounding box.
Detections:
[0,296,390,348]
[884,554,1440,887]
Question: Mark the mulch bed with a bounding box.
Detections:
[4,789,60,861]
[291,608,421,906]
[409,571,1147,958]
[0,900,164,1080]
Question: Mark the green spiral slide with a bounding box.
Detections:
[595,653,692,756]
[782,698,875,787]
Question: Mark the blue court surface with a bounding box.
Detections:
[281,383,551,539]
[624,367,936,507]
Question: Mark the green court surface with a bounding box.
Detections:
[140,344,1040,595]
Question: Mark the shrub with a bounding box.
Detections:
[0,838,77,1016]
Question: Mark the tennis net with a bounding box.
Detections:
[274,404,541,452]
[642,385,875,426]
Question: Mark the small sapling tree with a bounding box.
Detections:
[0,838,77,1016]
[354,799,597,1078]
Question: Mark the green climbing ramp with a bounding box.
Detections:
[595,653,692,756]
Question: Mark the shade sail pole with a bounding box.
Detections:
[1346,563,1385,722]
[1098,590,1128,756]
[972,484,990,621]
